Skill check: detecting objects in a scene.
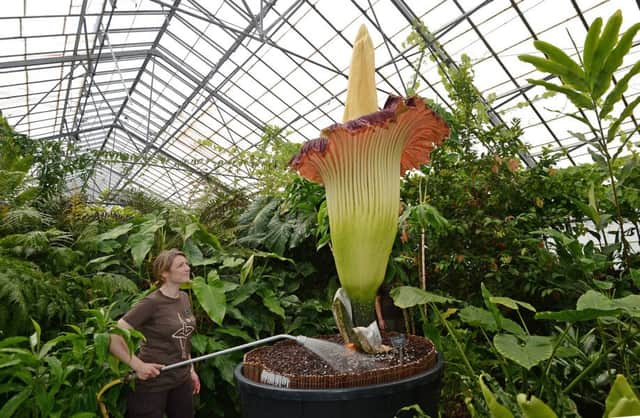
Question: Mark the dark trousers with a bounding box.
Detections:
[126,380,193,418]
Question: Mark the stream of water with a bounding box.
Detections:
[297,337,383,372]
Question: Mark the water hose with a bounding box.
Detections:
[96,334,303,417]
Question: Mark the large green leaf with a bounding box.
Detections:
[493,334,553,370]
[96,223,133,241]
[479,375,514,418]
[259,289,285,319]
[459,306,525,336]
[128,233,155,268]
[490,296,536,312]
[390,286,458,308]
[183,238,204,266]
[516,394,557,418]
[604,375,640,418]
[126,218,166,267]
[535,308,623,322]
[575,290,640,317]
[192,277,226,325]
[459,306,498,331]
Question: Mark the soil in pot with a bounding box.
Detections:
[242,331,437,389]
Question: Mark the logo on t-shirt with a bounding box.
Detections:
[172,312,195,359]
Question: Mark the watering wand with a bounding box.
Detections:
[98,334,307,417]
[161,334,307,371]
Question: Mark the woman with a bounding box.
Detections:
[109,248,200,418]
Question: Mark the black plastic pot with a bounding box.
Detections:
[234,352,444,418]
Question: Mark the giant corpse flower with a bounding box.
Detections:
[289,25,449,326]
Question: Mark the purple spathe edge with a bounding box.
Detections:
[289,96,420,169]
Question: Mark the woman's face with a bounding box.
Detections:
[163,255,191,284]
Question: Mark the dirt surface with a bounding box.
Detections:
[244,332,435,377]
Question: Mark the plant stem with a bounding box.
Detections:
[592,100,630,267]
[539,324,571,398]
[351,298,376,327]
[563,328,640,394]
[430,302,475,377]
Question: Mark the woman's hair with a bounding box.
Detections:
[152,248,186,286]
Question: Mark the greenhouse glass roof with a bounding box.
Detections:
[1,0,639,204]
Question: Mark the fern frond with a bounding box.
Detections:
[2,207,52,232]
[0,256,73,336]
[90,272,139,297]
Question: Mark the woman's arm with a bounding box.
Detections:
[109,318,164,380]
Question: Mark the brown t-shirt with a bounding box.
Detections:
[123,290,196,392]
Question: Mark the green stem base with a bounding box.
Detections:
[351,298,375,327]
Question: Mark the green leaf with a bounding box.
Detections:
[604,374,640,418]
[260,289,285,319]
[195,225,222,251]
[535,308,622,322]
[390,286,458,308]
[526,79,593,109]
[576,290,615,310]
[86,255,120,271]
[601,60,640,118]
[96,223,133,241]
[490,296,536,312]
[0,387,32,417]
[183,239,204,266]
[479,375,514,418]
[181,223,200,243]
[493,334,553,370]
[607,96,640,142]
[0,337,28,349]
[519,55,582,87]
[94,332,110,365]
[192,277,226,325]
[191,334,208,354]
[609,399,640,417]
[583,17,603,77]
[240,255,254,286]
[459,306,524,336]
[459,306,498,331]
[516,393,557,418]
[589,10,622,92]
[127,233,155,268]
[594,20,639,99]
[216,326,253,342]
[534,40,583,76]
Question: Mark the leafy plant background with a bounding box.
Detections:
[1,9,639,418]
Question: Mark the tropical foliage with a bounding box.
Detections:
[0,9,638,418]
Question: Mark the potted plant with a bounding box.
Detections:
[235,25,450,418]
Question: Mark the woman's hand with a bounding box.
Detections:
[190,368,201,394]
[133,361,164,380]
